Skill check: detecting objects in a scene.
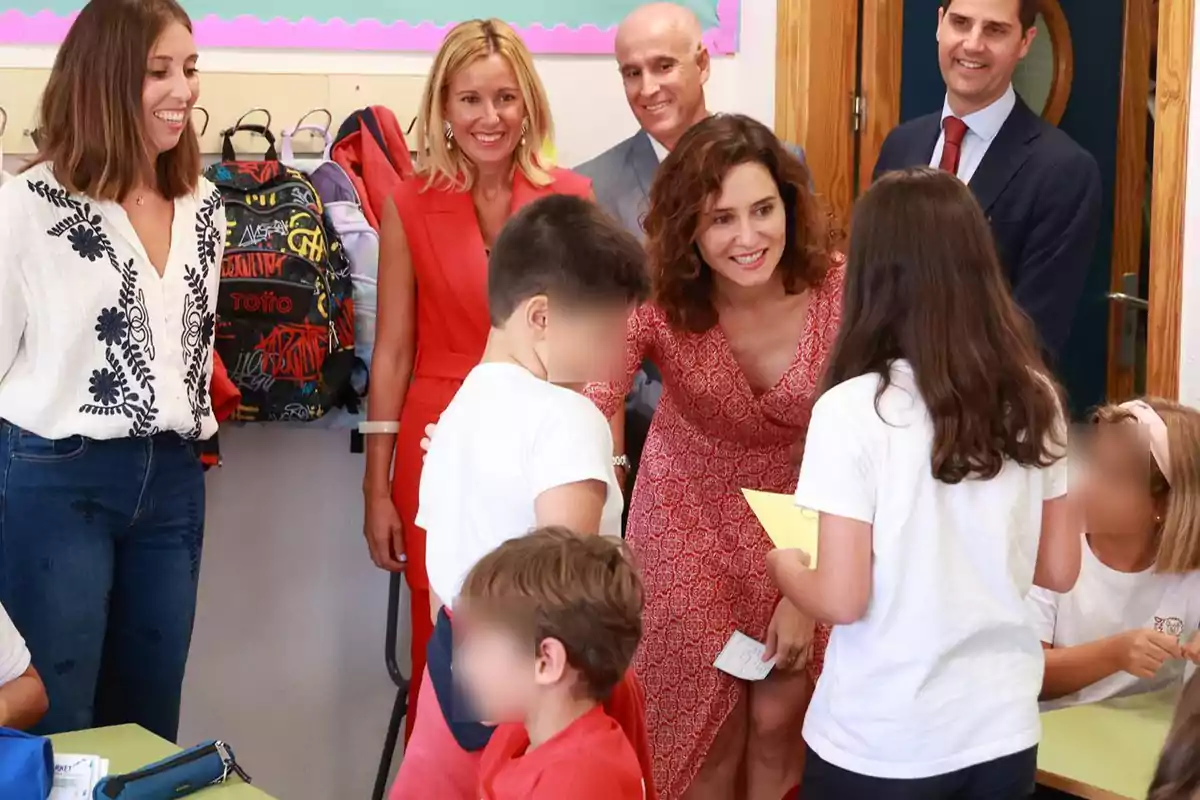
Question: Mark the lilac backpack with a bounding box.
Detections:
[282,125,380,427]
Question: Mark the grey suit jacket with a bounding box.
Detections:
[575,129,810,241]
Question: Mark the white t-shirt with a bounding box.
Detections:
[795,361,1068,779]
[0,602,31,686]
[417,363,624,607]
[1027,536,1200,710]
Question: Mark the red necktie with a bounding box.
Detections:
[938,116,969,175]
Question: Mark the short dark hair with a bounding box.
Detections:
[645,113,831,334]
[488,194,650,326]
[27,0,201,202]
[824,167,1062,484]
[458,527,644,701]
[941,0,1039,31]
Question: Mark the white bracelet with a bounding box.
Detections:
[358,421,401,434]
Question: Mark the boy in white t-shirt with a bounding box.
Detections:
[0,600,48,730]
[766,169,1080,797]
[1028,398,1200,711]
[388,194,649,800]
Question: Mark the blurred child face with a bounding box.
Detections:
[456,622,540,724]
[529,299,633,384]
[1080,424,1162,539]
[696,161,788,292]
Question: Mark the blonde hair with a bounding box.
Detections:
[1093,397,1200,573]
[416,18,554,192]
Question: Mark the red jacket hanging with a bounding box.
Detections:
[331,106,415,229]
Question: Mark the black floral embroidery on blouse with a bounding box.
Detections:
[181,189,222,438]
[88,368,121,405]
[68,226,105,261]
[29,179,158,435]
[94,307,128,347]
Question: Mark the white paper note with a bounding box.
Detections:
[49,754,109,800]
[713,631,775,681]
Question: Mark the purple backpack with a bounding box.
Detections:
[282,126,380,426]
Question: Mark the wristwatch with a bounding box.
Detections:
[612,454,631,470]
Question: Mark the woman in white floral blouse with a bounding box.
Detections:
[0,0,223,738]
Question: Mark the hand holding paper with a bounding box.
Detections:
[742,489,819,566]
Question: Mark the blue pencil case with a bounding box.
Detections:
[93,740,251,799]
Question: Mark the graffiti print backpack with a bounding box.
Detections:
[204,124,360,422]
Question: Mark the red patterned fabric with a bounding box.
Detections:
[584,257,844,798]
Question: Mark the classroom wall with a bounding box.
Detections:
[0,3,777,798]
[1179,7,1200,406]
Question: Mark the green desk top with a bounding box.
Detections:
[1037,691,1177,799]
[48,725,276,799]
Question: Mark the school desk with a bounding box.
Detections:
[1036,690,1176,799]
[48,724,277,798]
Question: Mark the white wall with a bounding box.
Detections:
[1179,6,1200,405]
[0,3,777,798]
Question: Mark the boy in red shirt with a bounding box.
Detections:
[456,527,648,800]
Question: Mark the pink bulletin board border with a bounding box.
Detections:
[0,0,740,53]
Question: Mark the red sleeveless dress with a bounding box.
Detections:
[388,168,592,735]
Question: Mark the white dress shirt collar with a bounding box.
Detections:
[648,134,670,163]
[941,84,1017,145]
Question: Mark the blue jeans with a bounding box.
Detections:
[0,421,205,740]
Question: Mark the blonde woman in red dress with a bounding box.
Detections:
[361,18,591,742]
[585,113,843,800]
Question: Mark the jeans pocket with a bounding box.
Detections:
[9,428,89,462]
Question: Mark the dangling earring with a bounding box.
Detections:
[519,119,528,148]
[444,122,455,151]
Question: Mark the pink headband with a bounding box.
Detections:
[1119,400,1173,485]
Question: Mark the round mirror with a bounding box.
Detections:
[1011,0,1074,125]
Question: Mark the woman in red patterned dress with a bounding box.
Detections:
[585,114,843,800]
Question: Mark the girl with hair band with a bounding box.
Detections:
[1028,397,1200,710]
[0,0,221,738]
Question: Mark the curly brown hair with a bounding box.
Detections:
[643,113,831,333]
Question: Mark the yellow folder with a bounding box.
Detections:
[741,489,820,567]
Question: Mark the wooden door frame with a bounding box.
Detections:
[1140,0,1189,399]
[858,0,905,194]
[776,0,1192,401]
[774,0,862,229]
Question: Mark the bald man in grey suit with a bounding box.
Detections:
[577,3,806,508]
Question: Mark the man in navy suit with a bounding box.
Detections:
[873,0,1101,362]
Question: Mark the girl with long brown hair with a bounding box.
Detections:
[769,167,1080,797]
